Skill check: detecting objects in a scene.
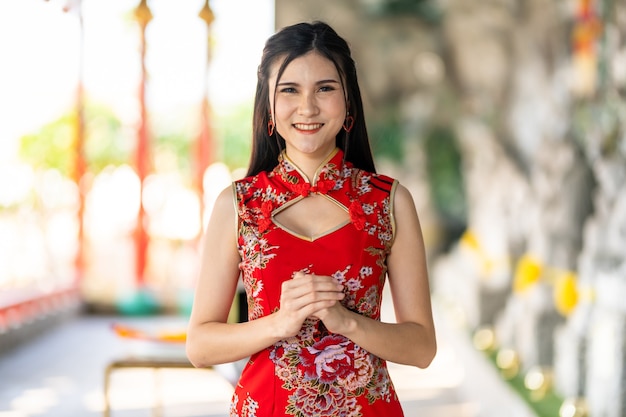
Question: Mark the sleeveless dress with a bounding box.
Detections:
[231,148,404,417]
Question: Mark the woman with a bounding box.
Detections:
[186,21,436,417]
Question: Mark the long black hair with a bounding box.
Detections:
[246,21,376,176]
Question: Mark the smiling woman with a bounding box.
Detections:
[186,21,437,417]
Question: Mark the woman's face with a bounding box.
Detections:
[268,51,347,161]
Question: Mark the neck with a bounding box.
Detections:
[284,148,339,182]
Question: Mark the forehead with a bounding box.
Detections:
[269,51,340,81]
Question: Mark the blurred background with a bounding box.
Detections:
[0,0,625,416]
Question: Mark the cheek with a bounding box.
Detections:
[328,100,347,120]
[328,93,347,113]
[274,102,291,124]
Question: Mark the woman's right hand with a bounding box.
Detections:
[274,272,345,338]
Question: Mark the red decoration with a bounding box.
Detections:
[572,0,602,55]
[258,200,275,233]
[349,201,366,231]
[293,180,336,197]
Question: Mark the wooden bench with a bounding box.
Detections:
[103,356,207,417]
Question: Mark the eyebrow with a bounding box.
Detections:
[277,79,341,86]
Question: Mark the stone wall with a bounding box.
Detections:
[275,1,626,415]
[433,1,626,416]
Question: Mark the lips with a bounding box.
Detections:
[293,123,324,131]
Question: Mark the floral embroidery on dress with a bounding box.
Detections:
[268,264,394,417]
[230,394,239,417]
[274,329,393,417]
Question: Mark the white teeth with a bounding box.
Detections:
[294,123,323,131]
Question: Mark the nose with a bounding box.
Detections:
[297,92,319,117]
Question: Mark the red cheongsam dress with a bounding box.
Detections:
[231,148,404,417]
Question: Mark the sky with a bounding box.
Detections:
[0,0,274,163]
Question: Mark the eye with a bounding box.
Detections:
[318,85,336,92]
[280,87,297,93]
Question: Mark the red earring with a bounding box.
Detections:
[267,115,275,136]
[343,115,355,133]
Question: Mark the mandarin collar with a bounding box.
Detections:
[275,148,345,196]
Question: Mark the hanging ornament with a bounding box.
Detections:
[571,0,602,98]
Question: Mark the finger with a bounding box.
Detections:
[284,275,343,292]
[280,285,344,312]
[282,287,344,308]
[282,287,345,308]
[292,272,336,283]
[301,299,340,317]
[292,271,307,279]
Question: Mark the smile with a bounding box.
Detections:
[293,123,324,131]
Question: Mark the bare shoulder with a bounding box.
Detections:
[202,184,237,244]
[196,184,240,272]
[392,182,419,218]
[213,184,237,215]
[390,181,424,249]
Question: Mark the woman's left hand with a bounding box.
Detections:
[293,272,356,335]
[312,301,356,335]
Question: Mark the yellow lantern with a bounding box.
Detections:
[513,254,543,293]
[554,271,579,316]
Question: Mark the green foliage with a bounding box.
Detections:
[154,131,193,176]
[83,104,132,172]
[19,104,131,176]
[485,350,564,417]
[19,103,200,177]
[216,101,253,170]
[367,0,443,24]
[19,113,77,177]
[423,125,466,227]
[369,111,405,163]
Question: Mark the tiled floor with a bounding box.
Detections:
[0,303,536,417]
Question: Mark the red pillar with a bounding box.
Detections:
[196,1,215,201]
[72,4,86,284]
[133,0,152,287]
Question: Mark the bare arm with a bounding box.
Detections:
[185,186,344,368]
[313,183,437,368]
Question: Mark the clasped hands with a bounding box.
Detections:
[277,271,353,338]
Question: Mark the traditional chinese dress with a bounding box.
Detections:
[231,148,404,417]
